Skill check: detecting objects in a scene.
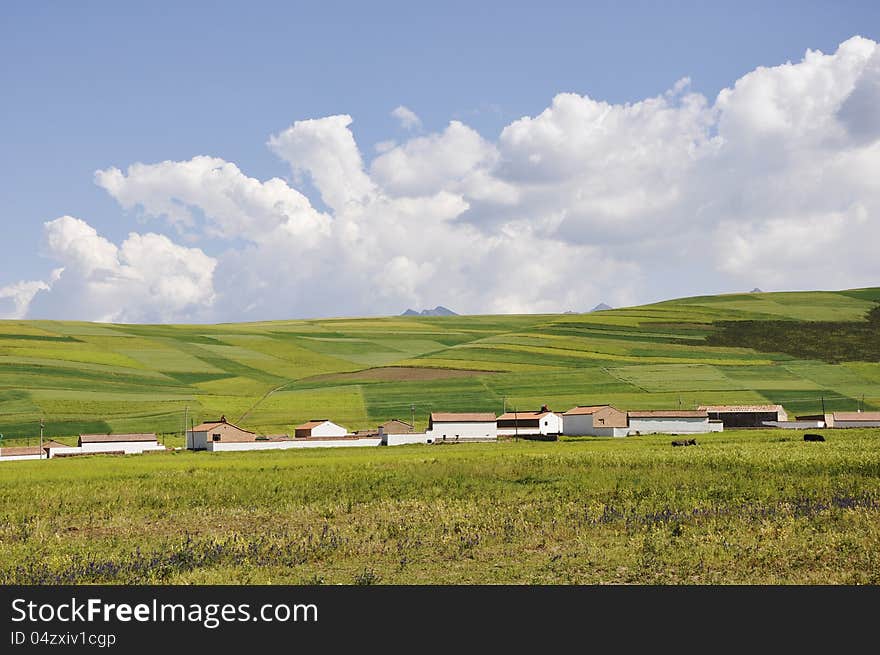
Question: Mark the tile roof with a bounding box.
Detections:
[0,440,66,457]
[496,411,554,420]
[190,420,254,433]
[295,420,333,430]
[563,405,614,416]
[430,412,497,422]
[832,412,880,421]
[79,433,158,444]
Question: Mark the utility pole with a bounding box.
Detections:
[39,418,44,460]
[514,407,518,442]
[183,405,189,448]
[410,404,415,430]
[821,395,826,415]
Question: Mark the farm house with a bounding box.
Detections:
[0,440,65,462]
[626,410,722,435]
[294,419,348,438]
[698,404,788,428]
[427,412,497,442]
[561,405,629,436]
[823,412,880,428]
[496,406,563,437]
[207,434,383,451]
[186,417,256,450]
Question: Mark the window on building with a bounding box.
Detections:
[212,434,221,442]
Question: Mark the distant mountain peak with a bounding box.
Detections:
[401,306,458,317]
[750,288,763,293]
[589,303,613,312]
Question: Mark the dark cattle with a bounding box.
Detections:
[804,433,826,442]
[671,438,698,447]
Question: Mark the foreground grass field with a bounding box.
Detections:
[1,287,879,440]
[2,428,879,584]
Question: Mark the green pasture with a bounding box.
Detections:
[1,428,879,584]
[0,287,877,440]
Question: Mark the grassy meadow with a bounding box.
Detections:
[1,428,879,584]
[1,287,879,443]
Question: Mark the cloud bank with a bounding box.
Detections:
[4,36,879,322]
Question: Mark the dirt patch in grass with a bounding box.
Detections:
[302,366,498,383]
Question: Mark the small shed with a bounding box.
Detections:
[698,404,788,428]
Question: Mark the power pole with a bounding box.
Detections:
[183,405,189,448]
[410,404,415,430]
[39,418,44,460]
[821,395,826,414]
[514,407,518,442]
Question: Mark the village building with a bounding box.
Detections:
[77,433,164,454]
[0,440,66,462]
[186,416,256,450]
[294,419,348,438]
[698,404,788,428]
[561,405,629,437]
[496,406,563,437]
[427,412,497,442]
[626,410,721,435]
[807,411,880,428]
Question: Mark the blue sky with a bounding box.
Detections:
[2,1,879,321]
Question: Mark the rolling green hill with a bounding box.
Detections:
[1,287,879,441]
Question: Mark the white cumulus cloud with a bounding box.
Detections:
[391,105,422,131]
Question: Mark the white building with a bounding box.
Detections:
[562,405,629,437]
[294,419,348,438]
[626,410,720,435]
[496,407,563,437]
[187,417,256,450]
[427,412,497,442]
[77,433,165,455]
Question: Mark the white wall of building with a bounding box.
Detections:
[0,454,43,462]
[428,421,497,441]
[384,433,433,446]
[627,417,712,435]
[207,437,382,452]
[80,441,163,454]
[48,443,165,458]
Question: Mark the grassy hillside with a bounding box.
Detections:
[1,287,879,440]
[2,428,879,584]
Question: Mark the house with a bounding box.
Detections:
[0,440,66,462]
[77,433,165,455]
[698,404,788,428]
[822,412,880,428]
[294,419,348,438]
[562,405,629,437]
[186,416,256,450]
[427,412,497,442]
[496,406,563,437]
[626,410,721,435]
[205,433,383,451]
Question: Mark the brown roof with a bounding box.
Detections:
[190,420,254,434]
[295,419,335,430]
[430,412,497,423]
[79,433,157,444]
[563,405,615,416]
[698,405,784,412]
[0,440,66,457]
[832,412,880,421]
[497,411,554,420]
[628,410,708,418]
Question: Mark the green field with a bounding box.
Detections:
[1,287,879,442]
[1,428,879,584]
